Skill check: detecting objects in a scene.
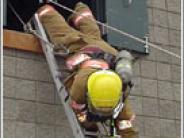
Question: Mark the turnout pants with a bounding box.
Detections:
[38,2,138,138]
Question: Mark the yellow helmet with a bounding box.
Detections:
[87,70,122,114]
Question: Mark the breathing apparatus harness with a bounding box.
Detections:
[66,46,116,71]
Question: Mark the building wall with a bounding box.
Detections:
[3,0,181,138]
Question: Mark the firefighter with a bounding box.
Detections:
[37,2,138,138]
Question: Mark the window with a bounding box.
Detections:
[4,0,100,31]
[4,0,149,54]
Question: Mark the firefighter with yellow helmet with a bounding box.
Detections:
[38,2,138,138]
[87,70,122,115]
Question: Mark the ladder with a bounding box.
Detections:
[32,13,117,138]
[33,13,85,138]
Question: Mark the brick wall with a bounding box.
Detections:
[3,0,181,138]
[3,50,73,138]
[133,0,181,137]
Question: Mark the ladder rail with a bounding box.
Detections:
[33,14,85,138]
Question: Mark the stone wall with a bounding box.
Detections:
[133,0,181,137]
[3,0,181,138]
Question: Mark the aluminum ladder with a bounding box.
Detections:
[32,13,116,138]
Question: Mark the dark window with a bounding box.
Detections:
[4,0,149,54]
[4,0,101,31]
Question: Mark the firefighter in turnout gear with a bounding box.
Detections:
[38,2,138,138]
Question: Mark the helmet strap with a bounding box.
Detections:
[113,96,124,119]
